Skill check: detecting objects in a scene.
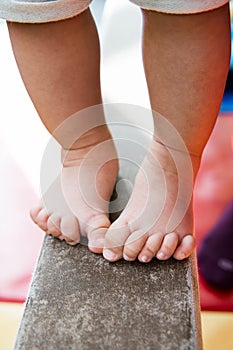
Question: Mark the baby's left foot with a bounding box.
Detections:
[103,141,199,263]
[31,125,119,252]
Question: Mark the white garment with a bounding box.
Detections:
[0,0,92,23]
[130,0,229,14]
[0,0,229,23]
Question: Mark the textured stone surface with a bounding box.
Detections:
[14,236,202,350]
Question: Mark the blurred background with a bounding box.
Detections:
[0,0,233,349]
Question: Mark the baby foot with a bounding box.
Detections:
[103,140,199,262]
[30,125,118,252]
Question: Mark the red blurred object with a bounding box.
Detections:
[194,114,233,311]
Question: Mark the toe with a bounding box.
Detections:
[156,232,179,260]
[30,204,43,223]
[123,229,148,261]
[173,234,196,260]
[138,232,164,263]
[60,215,80,245]
[88,228,107,254]
[47,213,61,238]
[87,214,111,254]
[35,208,49,231]
[103,222,131,262]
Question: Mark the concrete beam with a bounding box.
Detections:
[14,235,202,349]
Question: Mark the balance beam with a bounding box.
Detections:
[14,234,202,349]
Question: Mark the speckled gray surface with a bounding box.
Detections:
[14,236,202,350]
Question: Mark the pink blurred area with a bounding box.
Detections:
[194,114,233,311]
[0,143,44,302]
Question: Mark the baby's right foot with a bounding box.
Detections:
[30,125,119,253]
[103,140,199,262]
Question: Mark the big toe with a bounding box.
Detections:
[103,222,131,262]
[87,215,111,254]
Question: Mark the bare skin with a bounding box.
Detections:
[30,127,118,251]
[103,4,231,262]
[8,4,230,262]
[8,10,119,252]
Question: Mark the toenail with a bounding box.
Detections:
[140,256,149,263]
[157,252,165,260]
[103,250,117,260]
[178,253,186,260]
[123,254,135,262]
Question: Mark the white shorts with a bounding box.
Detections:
[0,0,229,23]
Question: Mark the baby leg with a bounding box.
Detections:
[104,1,231,262]
[7,6,118,251]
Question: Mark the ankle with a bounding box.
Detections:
[69,125,112,150]
[149,139,201,179]
[61,126,117,168]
